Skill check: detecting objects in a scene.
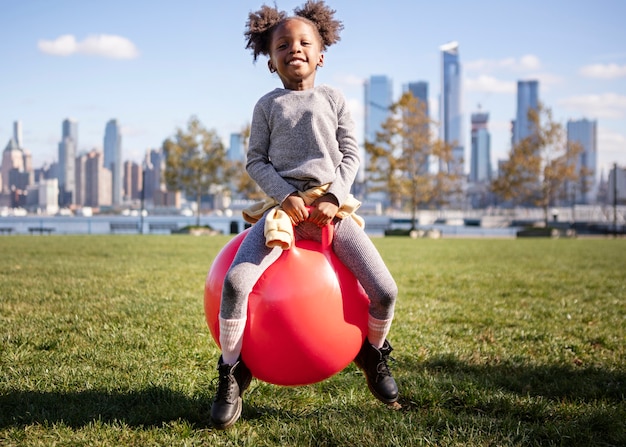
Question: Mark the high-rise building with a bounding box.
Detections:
[567,118,598,204]
[404,81,430,175]
[104,119,122,205]
[513,80,539,146]
[123,160,143,201]
[83,149,111,207]
[58,118,77,206]
[363,75,393,196]
[13,121,23,148]
[440,41,464,175]
[75,152,88,206]
[470,111,491,183]
[143,148,165,203]
[405,81,429,118]
[228,132,244,163]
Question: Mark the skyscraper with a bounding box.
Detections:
[470,111,491,183]
[405,81,429,118]
[58,118,77,206]
[228,132,244,163]
[104,119,122,205]
[439,41,464,175]
[567,118,598,204]
[404,81,430,175]
[13,121,23,148]
[363,75,393,196]
[513,80,539,145]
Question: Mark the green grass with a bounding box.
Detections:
[1,235,624,446]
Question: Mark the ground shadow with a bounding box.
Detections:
[395,354,625,445]
[0,387,210,429]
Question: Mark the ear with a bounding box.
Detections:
[317,53,324,68]
[268,60,276,73]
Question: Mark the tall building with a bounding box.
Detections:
[567,118,598,204]
[84,149,111,207]
[404,81,430,175]
[513,80,539,145]
[123,160,143,201]
[13,121,23,148]
[104,119,122,206]
[75,152,88,206]
[58,118,77,206]
[440,41,464,175]
[470,111,491,183]
[143,148,165,203]
[405,81,429,118]
[363,75,393,196]
[228,132,244,163]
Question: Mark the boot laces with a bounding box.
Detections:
[215,366,238,403]
[375,351,395,381]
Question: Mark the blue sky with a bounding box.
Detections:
[2,0,625,178]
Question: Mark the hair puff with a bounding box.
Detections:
[245,1,343,61]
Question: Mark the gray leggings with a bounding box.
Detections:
[220,215,397,320]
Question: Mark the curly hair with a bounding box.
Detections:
[244,0,343,62]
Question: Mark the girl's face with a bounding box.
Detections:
[268,18,324,91]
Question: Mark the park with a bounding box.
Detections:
[1,234,624,446]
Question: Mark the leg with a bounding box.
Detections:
[332,218,399,404]
[212,216,282,429]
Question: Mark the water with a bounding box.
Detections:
[0,214,520,237]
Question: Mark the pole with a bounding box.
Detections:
[613,163,618,238]
[140,167,146,235]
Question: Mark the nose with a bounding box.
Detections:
[289,42,302,53]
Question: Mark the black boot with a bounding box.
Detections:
[354,339,399,404]
[210,356,252,429]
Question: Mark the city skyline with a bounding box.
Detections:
[2,0,625,178]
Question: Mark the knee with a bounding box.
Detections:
[379,281,398,309]
[370,280,397,318]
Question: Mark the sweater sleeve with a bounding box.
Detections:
[326,89,360,206]
[246,98,298,203]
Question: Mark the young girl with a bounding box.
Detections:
[211,0,399,429]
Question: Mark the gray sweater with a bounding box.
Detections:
[246,85,360,207]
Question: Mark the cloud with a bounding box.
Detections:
[465,54,541,73]
[334,73,365,87]
[38,34,139,59]
[465,75,516,94]
[597,127,626,172]
[579,63,626,79]
[559,93,626,119]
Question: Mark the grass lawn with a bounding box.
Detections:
[1,234,624,446]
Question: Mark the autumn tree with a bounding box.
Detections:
[231,123,265,200]
[364,91,457,229]
[491,103,584,224]
[162,116,230,226]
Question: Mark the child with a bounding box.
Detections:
[211,0,399,429]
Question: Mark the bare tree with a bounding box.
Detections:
[491,103,583,224]
[162,116,229,226]
[364,92,456,229]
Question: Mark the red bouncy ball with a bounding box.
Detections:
[204,224,370,386]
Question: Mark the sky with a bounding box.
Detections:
[2,0,625,179]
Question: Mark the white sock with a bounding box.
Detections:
[367,314,393,349]
[219,317,246,365]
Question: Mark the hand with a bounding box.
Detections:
[281,194,309,225]
[309,195,339,227]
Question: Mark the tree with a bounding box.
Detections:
[162,116,229,226]
[364,92,457,229]
[491,103,584,224]
[231,123,265,201]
